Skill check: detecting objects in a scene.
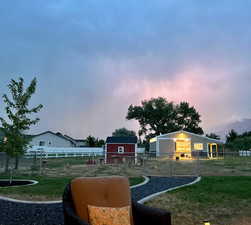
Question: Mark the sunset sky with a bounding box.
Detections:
[0,1,251,139]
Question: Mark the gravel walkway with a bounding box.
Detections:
[131,176,197,202]
[0,176,198,225]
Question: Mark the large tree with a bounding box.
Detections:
[176,102,203,134]
[0,77,43,172]
[112,127,136,137]
[126,97,203,139]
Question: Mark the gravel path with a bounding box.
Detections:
[0,176,198,225]
[131,176,197,201]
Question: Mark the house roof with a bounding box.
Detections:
[30,131,75,144]
[106,136,137,144]
[155,130,224,144]
[74,139,86,142]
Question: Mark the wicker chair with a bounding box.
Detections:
[63,176,171,225]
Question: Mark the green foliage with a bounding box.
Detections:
[226,129,238,143]
[226,136,251,151]
[225,129,251,151]
[86,135,105,147]
[112,127,136,137]
[206,133,220,140]
[171,176,251,204]
[0,77,43,170]
[126,97,203,139]
[86,135,96,147]
[96,138,105,147]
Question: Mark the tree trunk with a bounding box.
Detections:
[4,154,10,173]
[15,156,19,170]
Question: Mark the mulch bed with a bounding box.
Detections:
[0,180,34,187]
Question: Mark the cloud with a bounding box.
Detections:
[0,0,251,138]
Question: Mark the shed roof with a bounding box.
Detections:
[106,136,137,144]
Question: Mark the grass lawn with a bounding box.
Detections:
[0,174,144,201]
[146,176,251,225]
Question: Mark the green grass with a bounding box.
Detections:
[0,174,144,201]
[146,176,251,225]
[171,176,251,204]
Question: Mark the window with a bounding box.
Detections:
[39,141,45,146]
[118,146,124,154]
[194,143,203,150]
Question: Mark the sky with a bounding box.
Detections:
[0,0,251,139]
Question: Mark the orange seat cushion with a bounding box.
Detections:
[71,176,133,225]
[88,205,131,225]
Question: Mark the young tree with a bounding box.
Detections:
[112,127,136,137]
[126,97,203,139]
[0,77,43,172]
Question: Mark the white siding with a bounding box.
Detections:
[30,132,73,147]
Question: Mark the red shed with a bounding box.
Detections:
[105,136,137,164]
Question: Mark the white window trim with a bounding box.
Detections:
[118,146,124,154]
[194,143,204,150]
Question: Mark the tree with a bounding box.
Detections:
[0,77,43,172]
[176,102,203,134]
[126,97,203,139]
[206,133,220,140]
[86,135,96,147]
[227,136,251,151]
[226,129,238,143]
[85,135,105,147]
[112,127,136,137]
[96,139,105,147]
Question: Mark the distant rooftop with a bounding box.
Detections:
[106,136,137,144]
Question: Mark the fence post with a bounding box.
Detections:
[169,153,173,177]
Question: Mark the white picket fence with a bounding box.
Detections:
[25,146,145,159]
[25,146,104,158]
[239,150,251,157]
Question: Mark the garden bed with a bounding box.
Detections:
[0,180,37,187]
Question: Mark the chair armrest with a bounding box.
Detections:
[63,183,90,225]
[132,201,171,225]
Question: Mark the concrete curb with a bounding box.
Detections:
[0,176,149,204]
[138,176,201,204]
[130,176,150,189]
